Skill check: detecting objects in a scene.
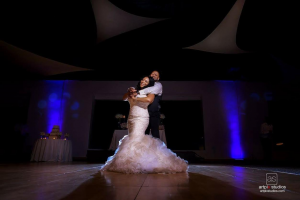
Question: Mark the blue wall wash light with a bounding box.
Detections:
[219,81,244,160]
[49,93,58,102]
[45,81,66,133]
[71,101,80,110]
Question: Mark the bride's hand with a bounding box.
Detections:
[127,87,136,93]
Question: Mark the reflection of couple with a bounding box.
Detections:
[101,71,188,174]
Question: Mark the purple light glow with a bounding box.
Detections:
[45,81,65,133]
[219,81,244,159]
[49,93,58,102]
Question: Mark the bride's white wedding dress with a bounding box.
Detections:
[100,92,188,174]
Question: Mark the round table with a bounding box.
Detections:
[31,139,72,162]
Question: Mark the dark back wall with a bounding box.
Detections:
[24,80,272,160]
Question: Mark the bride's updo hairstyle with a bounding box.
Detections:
[136,76,155,91]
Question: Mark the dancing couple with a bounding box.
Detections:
[100,71,188,174]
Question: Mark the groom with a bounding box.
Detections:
[128,70,163,139]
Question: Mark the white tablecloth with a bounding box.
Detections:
[31,139,72,162]
[109,130,167,150]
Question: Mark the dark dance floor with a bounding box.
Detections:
[0,162,299,200]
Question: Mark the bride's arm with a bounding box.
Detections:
[134,94,155,103]
[122,87,137,101]
[122,92,129,101]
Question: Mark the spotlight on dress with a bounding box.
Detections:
[100,92,188,174]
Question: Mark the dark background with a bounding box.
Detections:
[161,100,204,150]
[89,100,130,149]
[1,0,299,81]
[89,100,204,150]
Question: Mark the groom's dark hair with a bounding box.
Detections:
[136,76,155,91]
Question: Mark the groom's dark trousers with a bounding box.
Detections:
[145,95,162,139]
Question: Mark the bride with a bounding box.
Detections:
[100,76,188,173]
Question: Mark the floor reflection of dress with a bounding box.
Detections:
[100,171,190,186]
[100,92,188,174]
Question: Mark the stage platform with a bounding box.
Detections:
[0,162,299,200]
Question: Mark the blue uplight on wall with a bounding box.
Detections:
[71,101,80,110]
[219,81,244,160]
[49,93,58,102]
[45,81,65,133]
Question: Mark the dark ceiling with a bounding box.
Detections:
[0,0,299,81]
